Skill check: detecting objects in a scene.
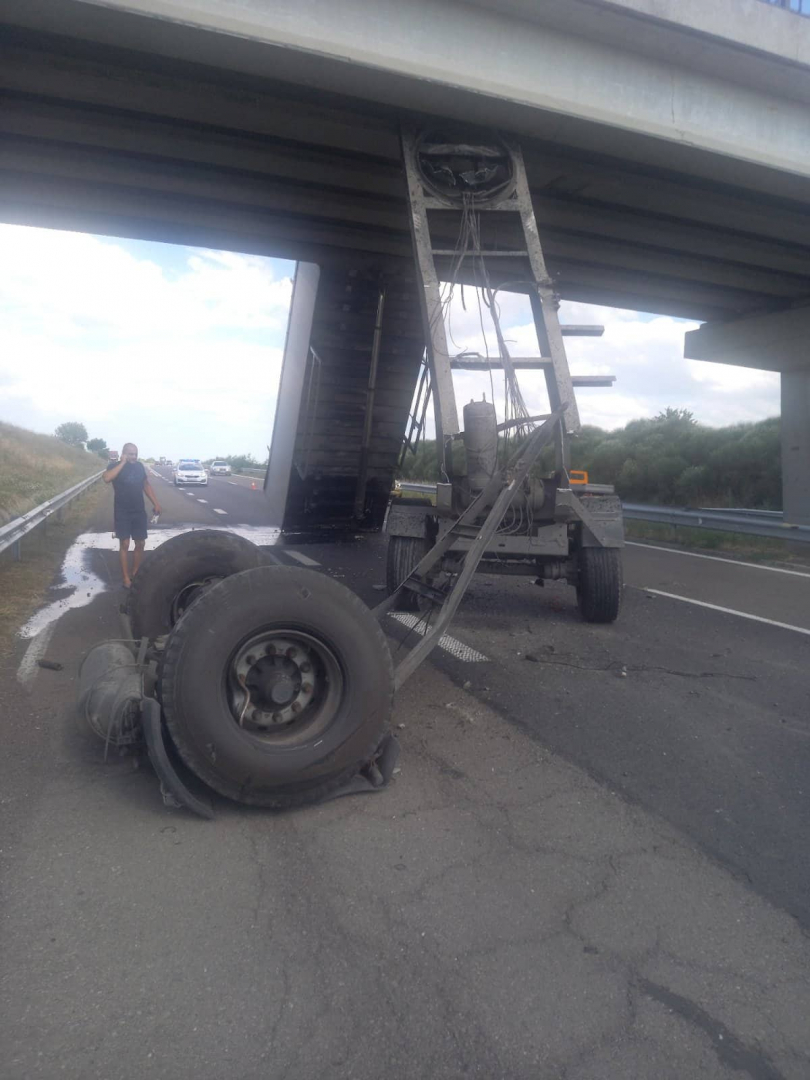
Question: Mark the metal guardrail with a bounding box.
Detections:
[622,503,810,543]
[699,507,783,519]
[0,470,105,559]
[398,484,808,543]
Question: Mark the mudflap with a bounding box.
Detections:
[141,697,215,820]
[320,732,401,801]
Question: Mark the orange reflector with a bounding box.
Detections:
[569,470,589,485]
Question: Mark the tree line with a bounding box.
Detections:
[53,424,268,471]
[399,409,782,509]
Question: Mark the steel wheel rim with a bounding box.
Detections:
[225,628,344,745]
[170,577,221,626]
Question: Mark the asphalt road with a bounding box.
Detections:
[2,482,809,1079]
[108,471,810,923]
[148,465,272,525]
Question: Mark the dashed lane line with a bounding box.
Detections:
[388,612,489,662]
[197,499,208,503]
[213,508,228,515]
[285,550,320,567]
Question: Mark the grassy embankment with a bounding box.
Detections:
[0,421,107,643]
[0,421,103,524]
[625,520,810,567]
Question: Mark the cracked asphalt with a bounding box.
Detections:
[2,509,809,1078]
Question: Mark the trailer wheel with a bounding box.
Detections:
[576,547,623,623]
[159,565,393,808]
[386,535,428,612]
[128,529,266,640]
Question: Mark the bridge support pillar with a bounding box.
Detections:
[685,308,810,526]
[781,370,810,527]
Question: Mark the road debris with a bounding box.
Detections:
[37,659,63,671]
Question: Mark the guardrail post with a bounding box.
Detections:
[12,539,21,561]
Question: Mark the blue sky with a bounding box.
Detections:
[0,224,780,459]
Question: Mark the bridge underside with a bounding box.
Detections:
[1,3,809,524]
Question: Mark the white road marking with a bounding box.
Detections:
[197,499,208,503]
[213,508,228,515]
[641,588,810,638]
[286,550,320,567]
[388,612,489,662]
[14,525,284,647]
[626,541,810,579]
[227,481,238,486]
[17,623,57,687]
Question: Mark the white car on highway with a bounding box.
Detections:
[174,459,208,486]
[209,460,232,476]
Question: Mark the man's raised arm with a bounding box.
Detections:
[103,458,126,482]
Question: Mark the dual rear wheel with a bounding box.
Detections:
[129,532,393,807]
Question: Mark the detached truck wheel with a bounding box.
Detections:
[386,535,428,612]
[577,547,623,624]
[128,529,267,640]
[159,565,394,808]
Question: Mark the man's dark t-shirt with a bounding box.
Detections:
[107,460,147,511]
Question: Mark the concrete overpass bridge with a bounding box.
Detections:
[1,0,809,521]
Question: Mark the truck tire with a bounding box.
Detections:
[159,565,394,808]
[577,547,623,623]
[386,535,428,612]
[128,529,266,640]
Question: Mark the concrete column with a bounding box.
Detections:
[781,370,810,526]
[264,261,320,528]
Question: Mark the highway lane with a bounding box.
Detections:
[291,533,810,930]
[5,544,810,1079]
[91,474,810,924]
[138,465,270,527]
[624,540,810,633]
[2,497,810,1076]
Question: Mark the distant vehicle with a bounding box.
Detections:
[173,459,208,486]
[209,460,232,476]
[108,450,119,462]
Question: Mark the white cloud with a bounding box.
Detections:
[436,288,780,432]
[0,225,781,464]
[0,225,293,459]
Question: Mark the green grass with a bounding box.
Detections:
[625,520,810,567]
[0,421,104,526]
[0,481,106,644]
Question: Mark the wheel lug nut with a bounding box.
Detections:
[301,683,312,694]
[286,647,297,659]
[272,712,283,722]
[246,654,256,665]
[300,662,311,673]
[251,708,262,721]
[291,701,302,714]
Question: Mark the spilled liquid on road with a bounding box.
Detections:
[19,525,282,639]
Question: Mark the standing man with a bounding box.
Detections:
[103,443,161,588]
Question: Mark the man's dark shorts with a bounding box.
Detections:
[114,507,148,542]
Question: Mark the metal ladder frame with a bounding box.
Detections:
[400,126,580,476]
[382,129,602,685]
